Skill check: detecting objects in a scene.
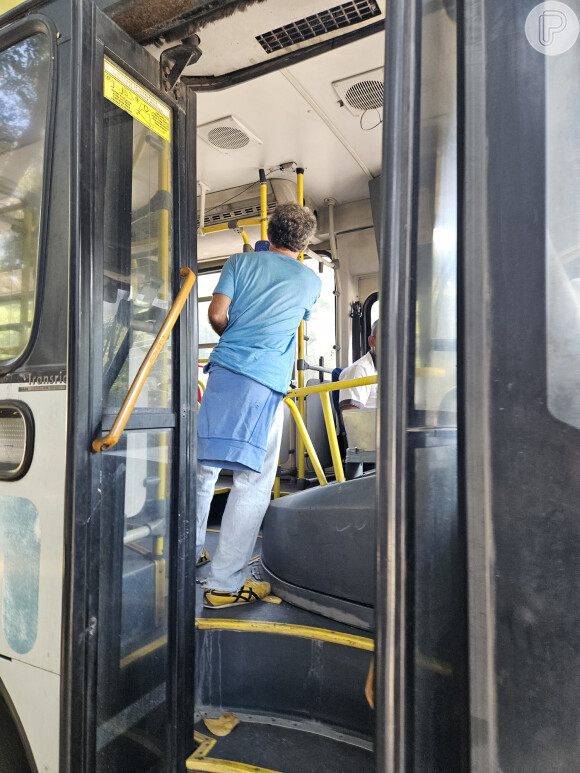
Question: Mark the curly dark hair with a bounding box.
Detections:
[267,202,317,253]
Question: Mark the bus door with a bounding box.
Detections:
[64,4,196,773]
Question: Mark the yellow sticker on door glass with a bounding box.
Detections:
[104,59,171,143]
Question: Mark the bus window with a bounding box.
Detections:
[304,259,336,368]
[0,33,51,369]
[369,296,379,329]
[197,270,221,352]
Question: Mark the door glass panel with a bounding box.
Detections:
[413,5,457,428]
[411,4,466,772]
[0,34,50,366]
[96,429,171,772]
[102,63,173,412]
[546,32,580,429]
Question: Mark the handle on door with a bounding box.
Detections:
[92,267,196,453]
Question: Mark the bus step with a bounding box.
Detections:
[187,716,373,772]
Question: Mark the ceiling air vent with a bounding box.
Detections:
[256,0,382,54]
[332,67,384,116]
[198,116,263,154]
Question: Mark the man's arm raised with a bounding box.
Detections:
[208,293,231,336]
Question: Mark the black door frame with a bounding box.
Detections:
[63,2,196,770]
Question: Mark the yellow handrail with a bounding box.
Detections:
[284,375,377,484]
[260,170,268,242]
[93,267,196,453]
[320,391,345,482]
[283,397,327,486]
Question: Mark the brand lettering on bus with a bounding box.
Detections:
[18,372,67,391]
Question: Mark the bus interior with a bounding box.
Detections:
[2,0,579,772]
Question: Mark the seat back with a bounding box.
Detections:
[331,367,344,434]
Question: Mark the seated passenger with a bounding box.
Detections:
[338,319,378,479]
[338,319,378,420]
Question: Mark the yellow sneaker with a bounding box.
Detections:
[203,578,271,609]
[196,547,211,567]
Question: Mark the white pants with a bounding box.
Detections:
[195,402,284,591]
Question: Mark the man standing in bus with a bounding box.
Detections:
[196,202,320,609]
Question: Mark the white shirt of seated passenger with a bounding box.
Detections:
[338,351,377,411]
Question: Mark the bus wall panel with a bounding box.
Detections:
[0,658,60,773]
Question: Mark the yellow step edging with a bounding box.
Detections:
[186,758,281,772]
[195,619,373,652]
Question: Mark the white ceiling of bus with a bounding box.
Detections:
[195,30,385,211]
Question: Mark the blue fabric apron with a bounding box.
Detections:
[198,364,282,473]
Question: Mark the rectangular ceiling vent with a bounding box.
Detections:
[198,115,263,154]
[332,67,384,116]
[255,0,382,54]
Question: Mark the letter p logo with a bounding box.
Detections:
[526,2,579,55]
[539,10,567,44]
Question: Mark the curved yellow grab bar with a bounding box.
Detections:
[283,397,327,486]
[286,375,377,483]
[93,267,196,453]
[286,375,377,400]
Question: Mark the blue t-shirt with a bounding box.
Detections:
[208,251,321,394]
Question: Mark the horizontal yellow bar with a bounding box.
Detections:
[120,635,166,669]
[195,619,373,652]
[286,375,377,400]
[187,758,280,773]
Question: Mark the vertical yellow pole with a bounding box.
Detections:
[296,168,306,484]
[259,168,268,242]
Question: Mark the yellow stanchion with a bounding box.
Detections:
[259,168,268,242]
[283,398,327,486]
[320,391,345,482]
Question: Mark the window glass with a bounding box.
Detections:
[370,298,379,330]
[546,36,580,429]
[96,430,171,772]
[197,270,221,392]
[304,259,336,369]
[0,34,50,366]
[413,7,457,426]
[197,271,220,350]
[102,67,173,412]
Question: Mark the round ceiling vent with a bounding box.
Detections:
[345,79,384,112]
[207,126,250,150]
